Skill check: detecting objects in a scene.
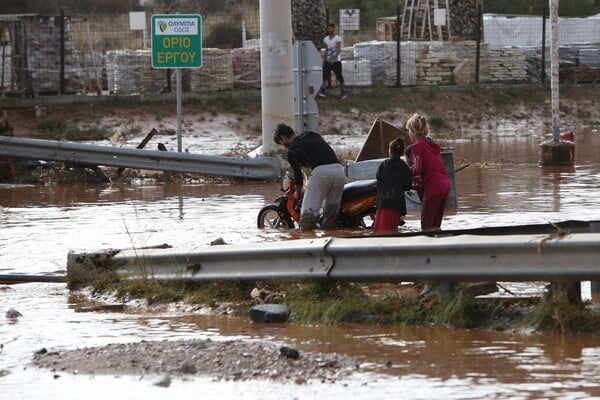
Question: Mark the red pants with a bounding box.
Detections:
[421,181,451,230]
[374,208,403,234]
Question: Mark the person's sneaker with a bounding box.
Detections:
[338,90,348,100]
[317,88,326,98]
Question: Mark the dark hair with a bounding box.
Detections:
[273,123,295,144]
[404,144,413,158]
[389,137,405,157]
[327,23,335,28]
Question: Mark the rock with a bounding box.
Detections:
[248,304,290,323]
[250,287,284,304]
[178,362,197,374]
[5,308,22,319]
[251,287,267,302]
[279,346,299,360]
[154,374,171,387]
[210,237,226,245]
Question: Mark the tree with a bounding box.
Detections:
[2,0,140,14]
[324,0,399,30]
[321,0,599,22]
[483,0,600,16]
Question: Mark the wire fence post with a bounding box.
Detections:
[59,8,65,95]
[396,1,401,87]
[541,7,547,84]
[475,1,481,83]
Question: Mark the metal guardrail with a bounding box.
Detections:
[0,274,66,283]
[67,232,600,283]
[0,135,281,181]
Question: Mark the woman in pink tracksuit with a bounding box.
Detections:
[405,113,451,231]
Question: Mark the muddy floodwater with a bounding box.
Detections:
[2,127,600,399]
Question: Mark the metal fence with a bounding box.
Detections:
[0,5,598,97]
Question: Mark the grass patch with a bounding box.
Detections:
[66,252,120,292]
[159,128,177,136]
[124,125,143,136]
[282,282,496,328]
[65,124,110,141]
[66,254,251,306]
[36,116,68,139]
[283,282,369,323]
[187,281,252,305]
[67,267,600,334]
[528,290,600,334]
[321,126,343,135]
[428,115,450,130]
[36,117,110,141]
[103,280,252,308]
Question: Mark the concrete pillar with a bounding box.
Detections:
[550,0,559,142]
[539,0,575,166]
[539,140,575,165]
[259,0,295,155]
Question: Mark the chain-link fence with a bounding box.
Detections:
[0,3,598,97]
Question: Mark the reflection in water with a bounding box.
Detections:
[540,165,576,212]
[441,129,600,229]
[1,128,600,399]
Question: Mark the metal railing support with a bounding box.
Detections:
[590,222,600,302]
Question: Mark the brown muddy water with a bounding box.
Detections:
[1,126,600,399]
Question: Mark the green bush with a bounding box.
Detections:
[36,117,68,140]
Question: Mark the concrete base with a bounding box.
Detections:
[539,140,575,166]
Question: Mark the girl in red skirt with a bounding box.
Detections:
[373,137,413,234]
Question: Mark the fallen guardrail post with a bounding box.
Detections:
[0,135,281,181]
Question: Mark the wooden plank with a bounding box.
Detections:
[114,128,158,176]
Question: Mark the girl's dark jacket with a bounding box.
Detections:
[375,156,412,214]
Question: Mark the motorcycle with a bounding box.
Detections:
[257,173,378,229]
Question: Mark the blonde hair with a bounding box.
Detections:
[406,113,429,138]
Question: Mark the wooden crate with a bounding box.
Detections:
[376,17,398,41]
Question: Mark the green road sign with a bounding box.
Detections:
[151,14,202,68]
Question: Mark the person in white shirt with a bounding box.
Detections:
[318,23,347,100]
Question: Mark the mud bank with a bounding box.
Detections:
[32,338,364,384]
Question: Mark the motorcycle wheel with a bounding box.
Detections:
[356,211,376,229]
[257,205,295,229]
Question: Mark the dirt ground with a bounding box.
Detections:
[4,85,599,146]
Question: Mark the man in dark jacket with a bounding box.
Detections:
[273,123,345,230]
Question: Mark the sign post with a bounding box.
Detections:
[339,9,360,46]
[129,12,148,49]
[151,14,202,152]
